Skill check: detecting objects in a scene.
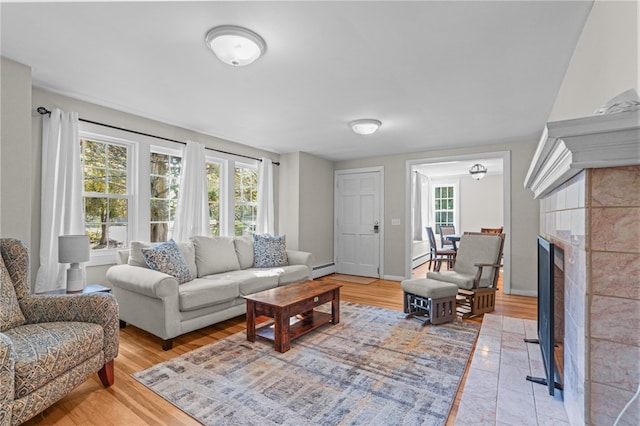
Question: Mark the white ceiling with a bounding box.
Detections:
[0,1,593,162]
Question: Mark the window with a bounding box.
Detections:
[234,164,257,236]
[434,184,455,233]
[149,151,181,242]
[81,139,130,250]
[206,161,221,236]
[79,125,263,264]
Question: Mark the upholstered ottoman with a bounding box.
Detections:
[401,278,458,325]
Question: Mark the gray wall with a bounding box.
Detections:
[336,140,539,295]
[0,58,34,248]
[278,151,334,267]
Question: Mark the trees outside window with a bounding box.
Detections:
[81,139,129,250]
[80,127,262,263]
[234,165,257,236]
[206,161,221,236]
[149,152,181,242]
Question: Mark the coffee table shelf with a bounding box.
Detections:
[255,311,333,342]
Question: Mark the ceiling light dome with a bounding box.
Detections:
[349,119,382,135]
[205,25,266,66]
[469,163,488,180]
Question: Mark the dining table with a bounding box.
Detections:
[445,234,462,251]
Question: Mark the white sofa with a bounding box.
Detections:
[106,235,314,350]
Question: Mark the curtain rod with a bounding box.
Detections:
[36,107,279,166]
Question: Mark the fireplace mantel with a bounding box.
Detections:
[524,109,640,199]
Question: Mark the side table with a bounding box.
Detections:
[38,284,112,295]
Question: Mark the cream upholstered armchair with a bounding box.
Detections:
[426,232,505,318]
[0,238,119,425]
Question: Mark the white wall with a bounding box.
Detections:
[549,0,638,121]
[459,174,503,232]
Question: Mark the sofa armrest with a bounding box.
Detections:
[19,293,120,362]
[106,264,179,298]
[0,333,15,410]
[286,250,315,280]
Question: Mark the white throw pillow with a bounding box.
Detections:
[234,235,254,270]
[191,236,241,277]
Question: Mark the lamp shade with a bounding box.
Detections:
[58,235,90,264]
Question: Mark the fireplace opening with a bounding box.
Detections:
[526,236,564,395]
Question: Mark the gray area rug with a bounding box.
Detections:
[133,302,479,425]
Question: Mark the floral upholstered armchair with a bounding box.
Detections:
[0,238,119,425]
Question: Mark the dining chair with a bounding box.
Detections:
[439,225,456,249]
[481,227,503,234]
[426,227,456,271]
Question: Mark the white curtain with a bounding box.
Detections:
[423,174,433,231]
[173,141,210,241]
[35,109,82,293]
[256,158,274,235]
[412,172,423,240]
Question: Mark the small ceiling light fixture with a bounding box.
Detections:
[469,163,488,180]
[349,119,382,135]
[205,25,266,66]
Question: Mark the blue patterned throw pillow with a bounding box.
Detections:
[141,239,193,284]
[253,234,288,268]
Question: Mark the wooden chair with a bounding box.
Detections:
[427,232,505,318]
[481,227,503,234]
[439,225,456,249]
[425,227,456,271]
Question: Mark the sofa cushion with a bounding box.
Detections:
[141,239,193,284]
[0,255,25,332]
[253,234,288,268]
[4,321,103,398]
[129,240,197,278]
[234,235,254,270]
[178,278,239,311]
[192,236,240,277]
[425,270,492,290]
[203,270,279,296]
[275,265,311,285]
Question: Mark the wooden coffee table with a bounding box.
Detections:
[244,280,342,353]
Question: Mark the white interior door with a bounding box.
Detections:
[335,170,381,277]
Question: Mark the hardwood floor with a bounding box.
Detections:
[23,269,536,425]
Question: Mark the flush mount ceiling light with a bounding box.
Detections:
[205,25,266,66]
[349,119,382,135]
[469,163,488,180]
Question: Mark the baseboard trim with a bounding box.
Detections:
[383,274,406,281]
[313,264,336,279]
[508,289,538,297]
[412,254,429,269]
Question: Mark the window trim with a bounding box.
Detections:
[431,179,460,236]
[79,130,137,266]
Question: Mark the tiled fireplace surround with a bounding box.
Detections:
[524,109,640,425]
[540,166,640,425]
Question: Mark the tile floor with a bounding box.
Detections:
[455,314,569,425]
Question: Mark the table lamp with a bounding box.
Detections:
[58,235,90,293]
